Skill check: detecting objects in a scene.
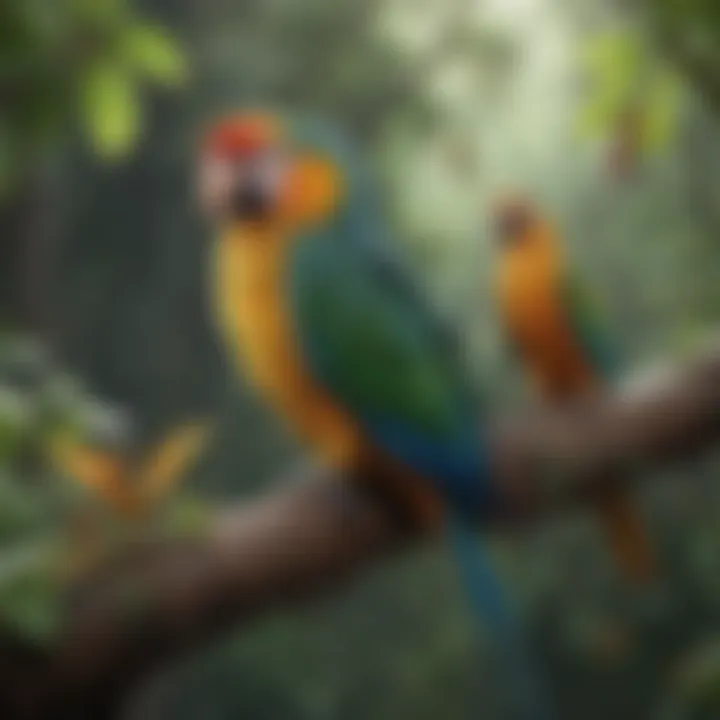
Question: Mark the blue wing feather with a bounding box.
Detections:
[288,220,493,514]
[283,138,551,716]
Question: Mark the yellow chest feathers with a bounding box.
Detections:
[214,229,292,392]
[212,228,359,462]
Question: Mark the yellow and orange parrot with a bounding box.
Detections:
[198,112,553,719]
[493,196,654,584]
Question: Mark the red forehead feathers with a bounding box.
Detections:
[203,114,279,159]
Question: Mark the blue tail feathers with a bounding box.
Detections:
[447,513,554,720]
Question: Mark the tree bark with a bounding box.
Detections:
[0,172,58,337]
[2,341,720,718]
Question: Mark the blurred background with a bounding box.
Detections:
[4,0,720,717]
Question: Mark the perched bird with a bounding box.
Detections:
[493,196,654,584]
[199,111,551,719]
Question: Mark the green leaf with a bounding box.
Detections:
[575,30,681,155]
[0,540,63,644]
[581,32,642,83]
[643,73,682,153]
[574,97,614,140]
[122,23,187,87]
[80,60,141,159]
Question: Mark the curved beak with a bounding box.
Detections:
[199,152,286,224]
[493,206,532,248]
[231,174,274,220]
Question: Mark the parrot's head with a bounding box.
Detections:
[491,195,538,251]
[199,111,354,234]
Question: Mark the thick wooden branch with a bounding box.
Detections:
[4,342,720,718]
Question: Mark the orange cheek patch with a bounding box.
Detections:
[282,156,343,226]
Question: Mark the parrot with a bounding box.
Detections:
[198,111,553,720]
[492,195,655,584]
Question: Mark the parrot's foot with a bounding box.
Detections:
[358,451,444,532]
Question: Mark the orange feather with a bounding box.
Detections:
[495,202,655,583]
[212,157,442,529]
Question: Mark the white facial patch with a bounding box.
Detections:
[199,157,237,216]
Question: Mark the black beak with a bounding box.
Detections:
[232,178,273,221]
[495,210,531,248]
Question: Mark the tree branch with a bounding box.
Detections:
[4,341,720,718]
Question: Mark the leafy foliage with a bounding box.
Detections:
[8,0,720,717]
[0,0,187,192]
[576,30,682,167]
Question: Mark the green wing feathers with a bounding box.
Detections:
[561,273,621,379]
[290,236,469,439]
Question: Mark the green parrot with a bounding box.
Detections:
[198,111,553,719]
